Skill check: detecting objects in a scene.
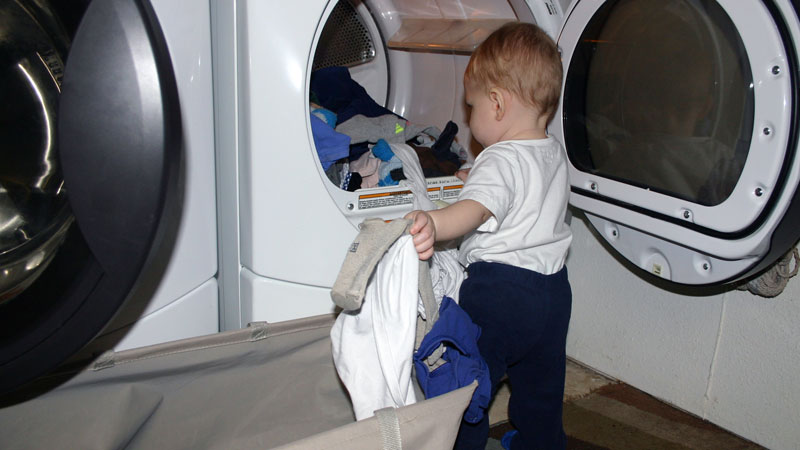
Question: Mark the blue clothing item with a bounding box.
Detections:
[310,114,350,171]
[413,296,491,424]
[311,107,338,127]
[378,173,398,187]
[501,430,518,450]
[310,66,399,123]
[377,156,403,187]
[371,139,394,161]
[341,171,352,191]
[373,139,399,186]
[454,262,572,450]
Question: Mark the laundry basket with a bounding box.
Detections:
[0,315,475,449]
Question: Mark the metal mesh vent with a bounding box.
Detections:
[313,1,375,71]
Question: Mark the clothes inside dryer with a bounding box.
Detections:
[309,66,470,191]
[305,0,472,201]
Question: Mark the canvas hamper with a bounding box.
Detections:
[0,315,475,449]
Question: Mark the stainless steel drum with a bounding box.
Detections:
[0,0,73,303]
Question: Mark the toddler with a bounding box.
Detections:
[405,22,572,449]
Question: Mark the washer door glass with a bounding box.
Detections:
[0,0,73,303]
[564,0,753,207]
[0,0,181,395]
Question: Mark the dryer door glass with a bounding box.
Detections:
[563,0,753,207]
[555,0,800,285]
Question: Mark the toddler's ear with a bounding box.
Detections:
[489,87,506,121]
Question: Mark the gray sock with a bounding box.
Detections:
[416,259,438,346]
[330,218,412,311]
[335,114,425,145]
[417,259,446,369]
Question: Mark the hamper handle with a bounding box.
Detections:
[375,407,402,450]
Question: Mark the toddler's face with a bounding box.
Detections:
[465,80,502,148]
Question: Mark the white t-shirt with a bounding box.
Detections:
[457,137,572,275]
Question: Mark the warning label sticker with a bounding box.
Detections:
[442,184,463,200]
[356,180,464,210]
[358,190,414,210]
[427,187,441,201]
[426,178,459,186]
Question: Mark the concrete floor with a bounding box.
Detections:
[484,360,764,449]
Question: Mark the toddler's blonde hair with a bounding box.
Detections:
[465,22,563,120]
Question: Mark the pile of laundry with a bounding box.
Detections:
[329,217,491,425]
[325,124,492,426]
[309,66,470,191]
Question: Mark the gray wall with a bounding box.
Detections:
[566,211,800,450]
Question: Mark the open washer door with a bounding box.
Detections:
[554,0,800,285]
[0,0,182,394]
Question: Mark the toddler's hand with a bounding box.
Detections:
[404,210,435,260]
[455,168,471,182]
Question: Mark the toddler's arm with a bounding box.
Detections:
[405,199,492,260]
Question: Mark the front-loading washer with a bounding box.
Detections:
[216,0,800,331]
[0,0,218,394]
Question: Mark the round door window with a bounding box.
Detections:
[564,0,753,207]
[554,0,800,285]
[0,0,74,304]
[1,0,182,394]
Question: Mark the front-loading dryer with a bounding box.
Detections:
[216,0,800,330]
[0,0,218,394]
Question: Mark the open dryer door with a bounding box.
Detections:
[0,0,182,394]
[553,0,800,285]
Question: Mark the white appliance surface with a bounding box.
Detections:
[98,0,219,350]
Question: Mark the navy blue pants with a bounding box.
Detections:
[453,262,572,450]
